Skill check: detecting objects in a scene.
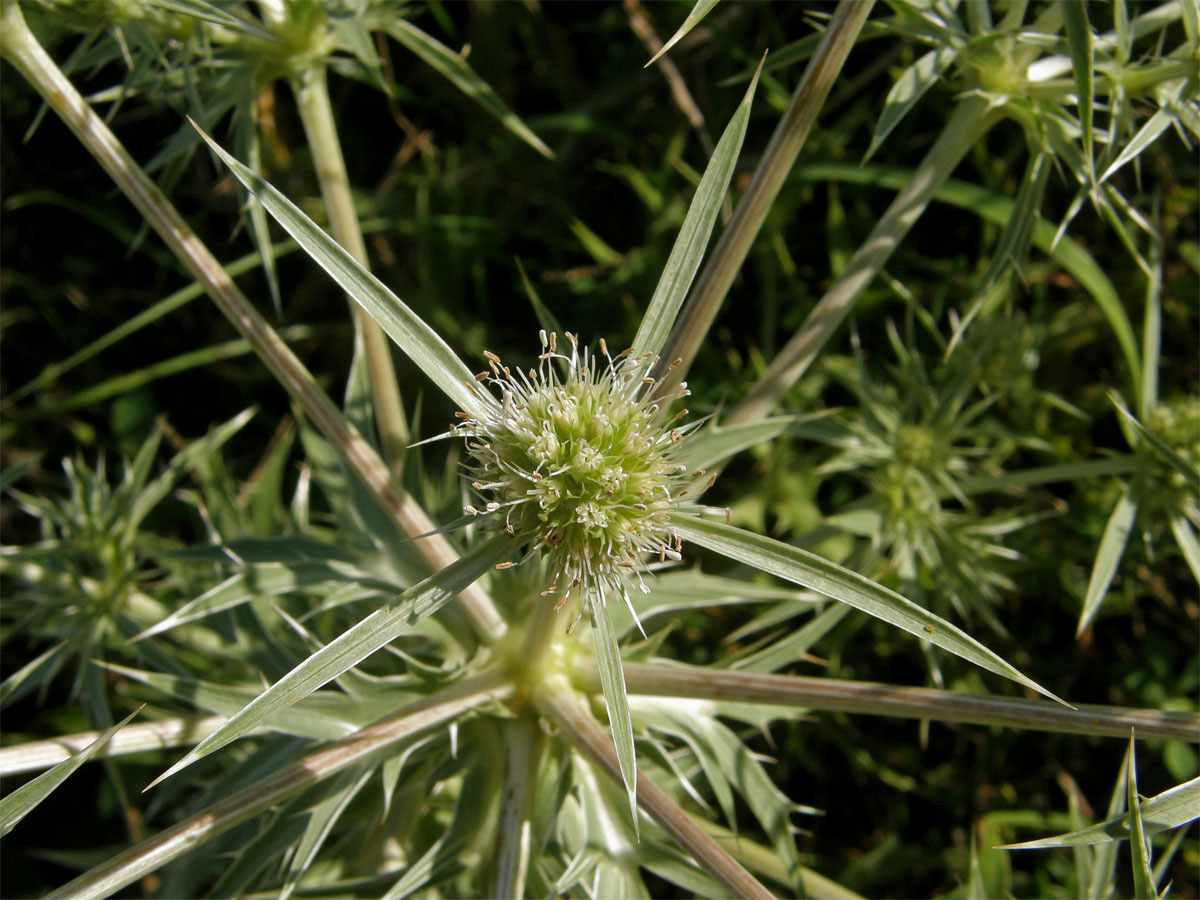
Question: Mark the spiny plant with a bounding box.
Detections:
[1,1,1197,898]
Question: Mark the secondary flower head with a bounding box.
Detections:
[455,331,703,623]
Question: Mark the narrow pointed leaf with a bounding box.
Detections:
[0,707,140,837]
[676,413,832,473]
[949,150,1051,351]
[645,0,720,68]
[99,662,366,740]
[1003,776,1200,849]
[1127,739,1157,899]
[791,161,1141,391]
[148,535,510,786]
[144,0,279,42]
[0,640,66,709]
[1169,514,1200,584]
[280,767,374,900]
[385,19,553,159]
[865,45,958,163]
[1062,0,1095,180]
[131,560,397,641]
[1088,742,1131,898]
[193,124,487,417]
[631,56,762,360]
[1101,107,1176,186]
[587,591,638,831]
[670,514,1065,704]
[1078,484,1139,636]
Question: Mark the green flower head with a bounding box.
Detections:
[455,331,702,623]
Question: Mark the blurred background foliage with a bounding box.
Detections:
[1,1,1197,897]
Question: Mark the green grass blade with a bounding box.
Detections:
[515,256,563,337]
[1088,743,1131,898]
[131,560,397,641]
[1140,237,1163,417]
[957,458,1137,495]
[5,329,305,427]
[1062,0,1095,181]
[0,640,66,709]
[865,45,958,163]
[193,124,487,418]
[1180,0,1200,48]
[1101,107,1176,186]
[281,767,374,900]
[669,514,1065,704]
[949,150,1051,352]
[645,0,720,68]
[631,56,762,360]
[385,19,552,159]
[587,590,638,832]
[240,110,282,318]
[99,662,359,741]
[731,603,852,674]
[147,534,510,787]
[1,240,293,406]
[0,456,38,491]
[676,414,830,473]
[791,162,1142,396]
[1078,484,1139,637]
[1001,778,1198,850]
[0,707,140,838]
[1169,514,1200,584]
[1126,739,1157,900]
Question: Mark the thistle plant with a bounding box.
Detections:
[2,2,1197,899]
[458,332,702,628]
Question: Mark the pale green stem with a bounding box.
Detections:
[592,662,1200,743]
[0,3,506,642]
[655,0,876,400]
[0,715,231,777]
[533,683,777,900]
[698,820,861,899]
[41,671,513,900]
[489,715,543,900]
[292,64,411,472]
[516,585,566,672]
[1025,54,1197,101]
[730,95,1004,425]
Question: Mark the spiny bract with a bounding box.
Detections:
[455,331,706,624]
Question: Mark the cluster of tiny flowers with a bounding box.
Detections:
[453,331,706,627]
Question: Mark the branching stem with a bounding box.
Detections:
[534,683,778,900]
[731,95,1003,425]
[655,0,876,400]
[42,671,513,900]
[292,64,411,473]
[597,661,1200,742]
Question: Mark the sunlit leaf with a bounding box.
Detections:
[670,514,1065,703]
[385,19,552,159]
[865,45,958,163]
[645,0,720,68]
[631,55,762,360]
[0,707,140,838]
[1078,484,1139,637]
[148,535,510,786]
[1062,0,1095,181]
[1003,776,1200,849]
[587,590,638,832]
[193,125,487,418]
[1126,739,1157,900]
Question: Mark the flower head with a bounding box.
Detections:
[455,331,701,624]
